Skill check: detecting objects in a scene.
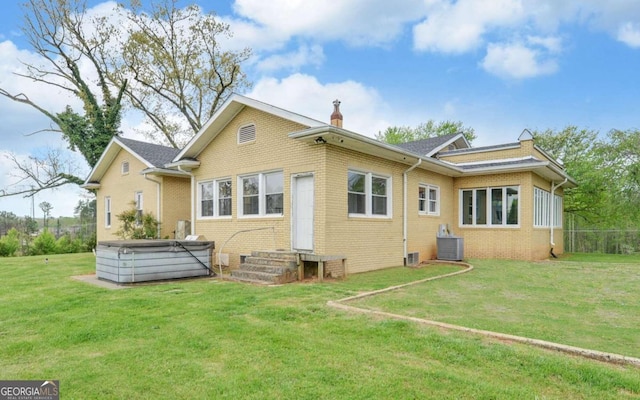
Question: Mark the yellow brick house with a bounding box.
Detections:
[83,136,191,240]
[84,94,576,280]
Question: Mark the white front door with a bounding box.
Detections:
[292,174,314,251]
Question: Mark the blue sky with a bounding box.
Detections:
[1,0,640,217]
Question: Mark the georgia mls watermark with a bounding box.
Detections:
[0,380,59,400]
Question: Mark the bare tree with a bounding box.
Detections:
[0,0,126,198]
[100,0,252,147]
[1,0,252,200]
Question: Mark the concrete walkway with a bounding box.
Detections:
[71,274,131,290]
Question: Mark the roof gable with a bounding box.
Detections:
[394,133,470,157]
[83,136,180,186]
[174,93,327,161]
[116,137,181,168]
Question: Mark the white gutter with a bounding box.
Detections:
[143,174,162,238]
[403,158,422,265]
[549,178,568,246]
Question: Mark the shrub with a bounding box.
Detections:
[56,234,83,254]
[0,228,21,257]
[115,203,160,240]
[30,230,58,255]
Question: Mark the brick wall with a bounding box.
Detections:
[95,148,160,241]
[160,176,191,239]
[192,107,323,269]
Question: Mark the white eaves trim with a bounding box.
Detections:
[174,93,327,161]
[453,156,538,167]
[82,136,155,187]
[289,125,464,177]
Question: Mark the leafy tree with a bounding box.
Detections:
[39,201,53,229]
[600,129,640,226]
[531,126,639,229]
[22,216,39,236]
[0,228,21,257]
[376,120,476,145]
[74,198,96,222]
[0,211,20,236]
[31,229,58,255]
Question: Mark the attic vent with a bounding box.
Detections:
[121,161,129,174]
[407,252,420,266]
[238,124,256,144]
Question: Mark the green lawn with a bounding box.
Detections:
[0,253,639,399]
[351,257,640,358]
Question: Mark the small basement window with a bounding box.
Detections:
[238,124,256,144]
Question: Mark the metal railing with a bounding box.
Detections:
[216,227,276,276]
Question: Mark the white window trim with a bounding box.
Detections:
[534,187,562,228]
[105,196,112,228]
[121,161,129,175]
[197,178,233,219]
[418,183,440,216]
[237,171,284,218]
[348,169,393,218]
[459,186,520,228]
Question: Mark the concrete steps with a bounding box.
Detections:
[230,250,299,284]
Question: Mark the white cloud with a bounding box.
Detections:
[413,0,525,53]
[617,22,640,48]
[527,35,563,53]
[256,44,325,72]
[247,73,392,137]
[481,39,559,79]
[231,0,429,47]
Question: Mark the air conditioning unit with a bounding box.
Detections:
[407,252,420,266]
[437,237,464,261]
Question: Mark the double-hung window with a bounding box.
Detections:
[461,186,519,226]
[239,171,283,217]
[105,197,112,227]
[199,178,232,218]
[135,192,143,225]
[418,184,439,215]
[348,170,391,217]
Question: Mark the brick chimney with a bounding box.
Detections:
[330,99,343,128]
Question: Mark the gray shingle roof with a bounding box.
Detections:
[394,133,460,155]
[117,137,181,168]
[440,142,519,156]
[458,158,545,170]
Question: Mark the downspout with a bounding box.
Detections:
[403,158,422,265]
[178,166,196,237]
[144,174,162,238]
[549,177,568,257]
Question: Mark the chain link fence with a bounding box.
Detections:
[564,229,640,254]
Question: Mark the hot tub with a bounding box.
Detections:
[96,240,215,283]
